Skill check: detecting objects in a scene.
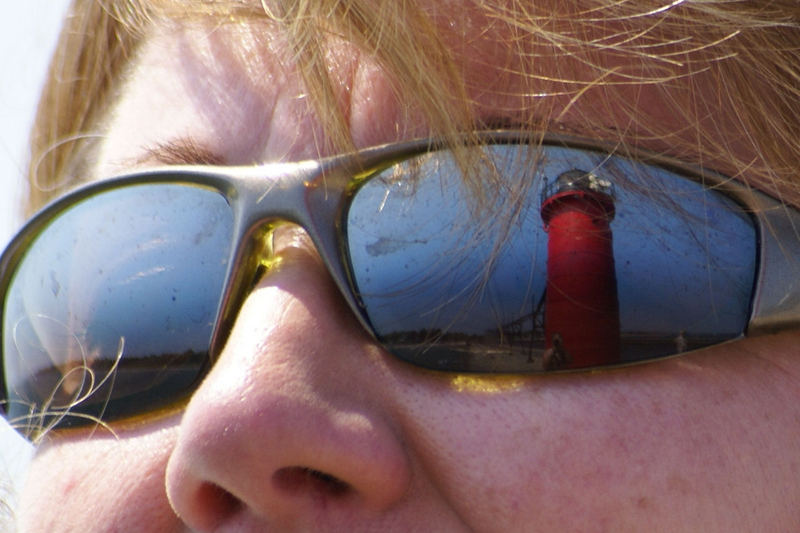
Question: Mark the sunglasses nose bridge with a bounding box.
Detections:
[210,162,375,355]
[232,160,322,226]
[233,160,350,262]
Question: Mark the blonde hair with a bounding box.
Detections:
[27,0,800,214]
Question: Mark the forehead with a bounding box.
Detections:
[97,3,752,176]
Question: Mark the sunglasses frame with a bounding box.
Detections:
[2,130,800,399]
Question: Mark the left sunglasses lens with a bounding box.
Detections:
[3,184,233,436]
[345,143,757,372]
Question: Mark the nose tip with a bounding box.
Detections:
[166,400,412,530]
[164,241,411,530]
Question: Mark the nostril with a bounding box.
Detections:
[273,467,352,498]
[194,482,242,523]
[303,468,351,496]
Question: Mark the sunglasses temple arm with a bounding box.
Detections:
[747,194,800,336]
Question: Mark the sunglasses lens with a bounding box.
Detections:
[3,184,233,435]
[0,142,762,436]
[345,144,757,372]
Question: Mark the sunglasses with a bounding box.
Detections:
[2,131,799,439]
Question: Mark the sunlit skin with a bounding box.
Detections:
[17,11,800,533]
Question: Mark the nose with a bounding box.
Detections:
[165,230,411,531]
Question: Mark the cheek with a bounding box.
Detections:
[394,332,800,530]
[17,418,182,533]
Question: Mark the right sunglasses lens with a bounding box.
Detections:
[3,183,233,436]
[345,144,757,372]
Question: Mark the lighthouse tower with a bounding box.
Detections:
[540,170,620,369]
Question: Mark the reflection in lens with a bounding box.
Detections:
[540,169,619,369]
[2,184,233,436]
[345,144,757,372]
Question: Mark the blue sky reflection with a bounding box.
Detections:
[346,144,756,358]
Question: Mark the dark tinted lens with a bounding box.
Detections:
[3,184,233,436]
[345,144,757,372]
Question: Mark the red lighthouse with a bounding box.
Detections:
[540,170,620,369]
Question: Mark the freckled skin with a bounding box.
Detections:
[16,11,800,533]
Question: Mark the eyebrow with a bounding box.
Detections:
[138,137,227,166]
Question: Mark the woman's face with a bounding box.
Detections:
[16,9,800,533]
